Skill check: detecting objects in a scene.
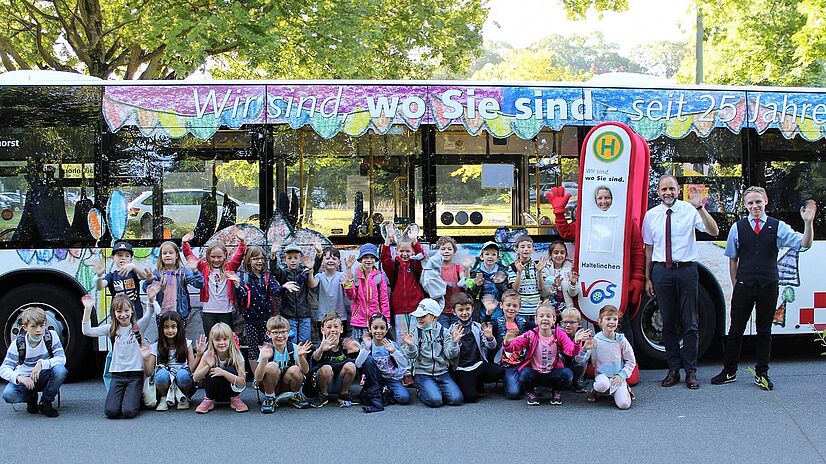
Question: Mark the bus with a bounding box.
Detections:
[1,70,824,373]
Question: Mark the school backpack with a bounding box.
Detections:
[262,341,299,369]
[16,331,53,365]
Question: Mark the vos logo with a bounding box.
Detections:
[580,279,617,305]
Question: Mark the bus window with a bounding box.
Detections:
[108,128,261,242]
[755,129,826,238]
[281,129,419,238]
[648,129,744,234]
[527,128,579,225]
[0,86,99,247]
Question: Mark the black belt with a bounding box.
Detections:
[653,261,696,269]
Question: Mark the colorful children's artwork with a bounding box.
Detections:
[106,189,128,241]
[87,208,106,242]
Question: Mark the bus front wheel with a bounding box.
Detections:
[0,284,89,378]
[631,284,717,368]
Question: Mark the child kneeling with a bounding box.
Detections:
[193,323,248,413]
[576,305,636,409]
[356,314,411,412]
[449,293,503,403]
[305,312,360,408]
[504,302,584,406]
[255,316,313,413]
[1,307,67,417]
[401,299,463,408]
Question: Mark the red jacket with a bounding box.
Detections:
[183,242,246,304]
[380,242,425,315]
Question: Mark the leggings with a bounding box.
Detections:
[593,374,632,410]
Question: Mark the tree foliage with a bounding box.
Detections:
[0,0,488,79]
[695,0,824,86]
[629,40,686,79]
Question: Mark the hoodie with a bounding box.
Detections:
[380,242,425,315]
[575,331,636,380]
[503,326,580,372]
[401,321,459,377]
[343,265,390,328]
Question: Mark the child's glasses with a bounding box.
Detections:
[560,320,579,325]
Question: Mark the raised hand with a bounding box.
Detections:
[225,271,241,286]
[140,341,152,359]
[235,227,247,244]
[569,271,578,285]
[554,274,562,288]
[382,338,396,353]
[361,331,372,349]
[146,281,161,302]
[545,186,572,214]
[312,238,323,254]
[583,336,595,351]
[283,281,300,292]
[474,273,484,287]
[451,325,464,343]
[688,186,703,208]
[345,254,356,269]
[537,256,548,271]
[802,199,817,222]
[197,334,207,355]
[574,328,591,343]
[481,295,498,316]
[259,342,274,361]
[182,231,195,243]
[90,257,105,276]
[407,224,420,240]
[493,271,508,284]
[117,262,136,276]
[302,255,314,269]
[482,322,494,340]
[512,259,525,273]
[319,334,336,352]
[81,294,95,311]
[186,257,199,272]
[401,331,415,347]
[296,341,313,357]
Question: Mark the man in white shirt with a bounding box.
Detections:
[642,175,719,389]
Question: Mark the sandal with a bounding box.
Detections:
[628,385,636,401]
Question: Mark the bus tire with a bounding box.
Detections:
[0,283,89,379]
[631,284,716,368]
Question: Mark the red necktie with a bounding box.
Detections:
[754,218,762,234]
[665,209,673,268]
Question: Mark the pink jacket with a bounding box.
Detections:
[504,326,580,372]
[183,242,246,304]
[344,266,390,328]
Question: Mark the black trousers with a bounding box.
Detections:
[452,362,505,403]
[202,312,234,337]
[723,282,779,375]
[652,263,699,373]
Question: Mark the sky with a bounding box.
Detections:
[482,0,695,53]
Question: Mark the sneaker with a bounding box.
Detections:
[550,390,563,405]
[260,397,276,414]
[230,396,248,412]
[290,391,311,409]
[26,393,39,414]
[38,401,59,418]
[156,401,169,411]
[196,398,214,414]
[310,394,329,408]
[754,373,774,391]
[711,370,737,385]
[572,379,586,393]
[338,392,358,408]
[402,373,415,387]
[177,397,190,410]
[526,391,540,406]
[359,374,366,386]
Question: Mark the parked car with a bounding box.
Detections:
[529,182,578,205]
[0,192,24,210]
[127,189,259,231]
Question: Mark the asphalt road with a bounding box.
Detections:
[1,338,824,464]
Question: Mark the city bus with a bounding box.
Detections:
[1,70,824,373]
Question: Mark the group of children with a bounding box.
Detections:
[1,227,638,418]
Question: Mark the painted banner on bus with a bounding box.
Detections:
[102,84,826,142]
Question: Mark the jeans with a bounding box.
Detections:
[105,371,142,419]
[360,356,411,405]
[502,366,522,399]
[723,282,779,375]
[415,373,463,407]
[2,364,67,404]
[519,367,573,391]
[652,263,699,373]
[155,366,195,396]
[288,317,312,344]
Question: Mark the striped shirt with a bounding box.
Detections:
[0,330,66,384]
[507,260,549,316]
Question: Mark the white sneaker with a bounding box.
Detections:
[156,401,169,411]
[177,397,190,410]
